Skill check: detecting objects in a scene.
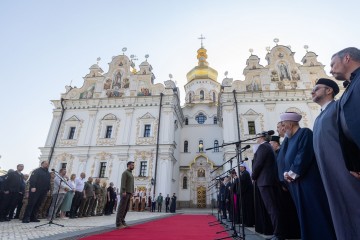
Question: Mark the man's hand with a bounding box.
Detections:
[350,171,360,180]
[284,172,294,183]
[122,192,126,197]
[31,188,36,192]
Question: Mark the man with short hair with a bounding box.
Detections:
[22,161,51,223]
[69,172,86,218]
[312,77,360,239]
[165,194,170,213]
[157,193,163,212]
[116,161,134,229]
[0,164,24,221]
[252,133,284,240]
[279,112,335,239]
[90,178,101,216]
[330,47,360,175]
[78,177,95,217]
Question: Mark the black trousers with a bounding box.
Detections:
[0,192,19,219]
[23,190,47,221]
[70,191,83,217]
[258,186,284,237]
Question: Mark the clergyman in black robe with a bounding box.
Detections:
[238,164,254,227]
[312,77,360,239]
[170,193,176,213]
[280,112,336,240]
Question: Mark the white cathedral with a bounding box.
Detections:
[39,42,339,208]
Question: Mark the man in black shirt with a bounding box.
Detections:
[22,161,51,223]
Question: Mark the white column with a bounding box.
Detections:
[122,108,134,144]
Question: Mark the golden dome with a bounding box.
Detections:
[186,47,218,82]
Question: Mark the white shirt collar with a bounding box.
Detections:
[321,100,332,111]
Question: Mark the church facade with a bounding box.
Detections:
[39,43,339,208]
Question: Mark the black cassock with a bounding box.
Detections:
[170,195,176,213]
[314,100,360,239]
[253,182,272,235]
[238,170,254,227]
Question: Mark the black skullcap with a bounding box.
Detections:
[270,136,280,144]
[316,78,340,96]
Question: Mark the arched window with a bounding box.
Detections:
[213,92,216,102]
[189,93,192,103]
[185,118,188,125]
[184,141,188,153]
[214,140,219,152]
[213,117,217,124]
[200,90,204,100]
[199,140,204,152]
[195,113,207,124]
[183,176,188,189]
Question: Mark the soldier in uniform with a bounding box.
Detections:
[19,176,30,220]
[90,178,101,216]
[96,182,107,216]
[78,177,95,217]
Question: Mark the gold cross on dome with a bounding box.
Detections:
[198,34,206,48]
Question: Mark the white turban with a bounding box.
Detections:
[280,112,302,122]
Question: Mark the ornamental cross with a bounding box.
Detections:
[198,34,206,48]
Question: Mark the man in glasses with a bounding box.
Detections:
[313,75,360,239]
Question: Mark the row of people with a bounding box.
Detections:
[217,47,360,240]
[251,47,360,240]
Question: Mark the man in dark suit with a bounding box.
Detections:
[165,194,170,213]
[252,133,284,240]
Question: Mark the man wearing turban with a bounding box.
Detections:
[278,112,335,240]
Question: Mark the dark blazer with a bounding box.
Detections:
[251,142,278,187]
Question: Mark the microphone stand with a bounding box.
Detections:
[210,133,272,240]
[209,146,249,240]
[35,170,72,228]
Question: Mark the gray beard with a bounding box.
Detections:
[285,130,293,138]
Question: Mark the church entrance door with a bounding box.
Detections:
[197,186,206,208]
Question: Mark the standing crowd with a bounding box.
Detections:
[0,160,177,231]
[218,47,360,240]
[0,160,124,223]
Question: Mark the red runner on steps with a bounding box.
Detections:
[82,215,230,240]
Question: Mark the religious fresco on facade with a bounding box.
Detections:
[291,69,301,81]
[79,85,95,99]
[122,78,130,88]
[103,79,112,90]
[278,62,291,81]
[112,71,122,88]
[271,70,280,81]
[138,88,151,96]
[106,86,123,98]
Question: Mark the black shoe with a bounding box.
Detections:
[22,219,30,223]
[4,217,10,221]
[30,219,40,222]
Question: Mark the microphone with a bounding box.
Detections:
[257,130,275,136]
[51,169,57,172]
[242,145,251,150]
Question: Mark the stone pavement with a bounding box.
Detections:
[0,209,268,240]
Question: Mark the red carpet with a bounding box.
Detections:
[81,215,230,240]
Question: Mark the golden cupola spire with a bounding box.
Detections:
[186,34,218,82]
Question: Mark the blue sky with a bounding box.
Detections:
[0,0,358,173]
